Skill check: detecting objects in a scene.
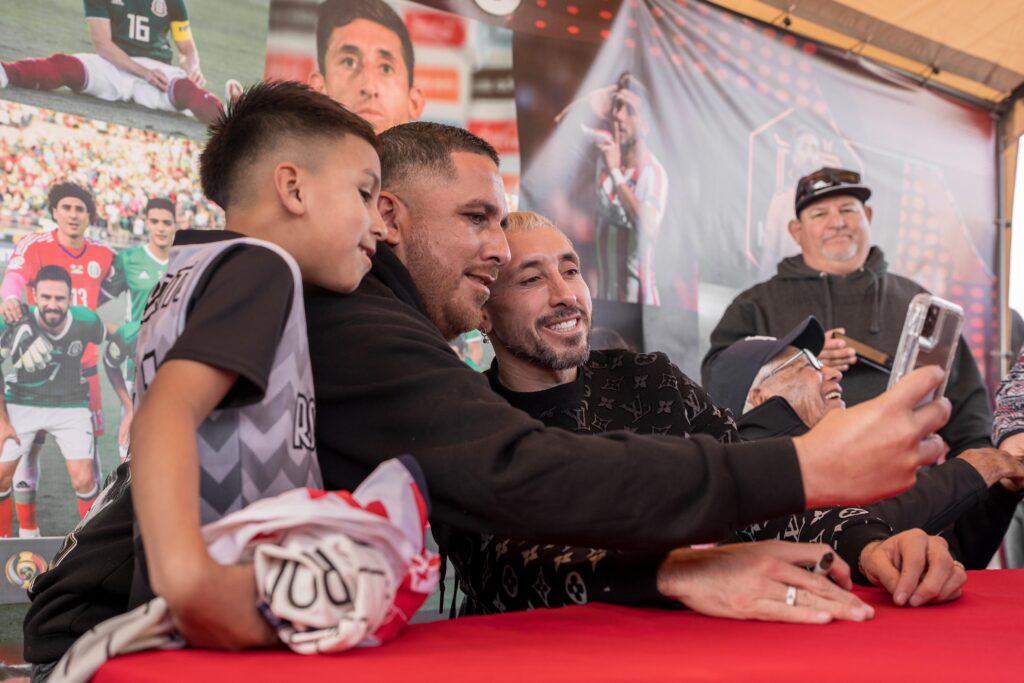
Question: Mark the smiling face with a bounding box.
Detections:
[386,151,510,340]
[788,194,873,275]
[311,19,425,133]
[484,226,592,371]
[753,346,844,427]
[34,279,71,330]
[52,197,89,246]
[285,134,386,293]
[145,208,177,250]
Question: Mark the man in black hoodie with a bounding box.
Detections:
[703,167,991,459]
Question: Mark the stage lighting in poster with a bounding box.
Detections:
[514,0,996,381]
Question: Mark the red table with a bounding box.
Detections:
[95,569,1022,682]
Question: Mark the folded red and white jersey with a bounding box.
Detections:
[50,458,440,683]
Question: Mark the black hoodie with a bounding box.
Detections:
[305,243,808,551]
[703,247,992,457]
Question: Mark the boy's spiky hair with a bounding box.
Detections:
[200,80,377,209]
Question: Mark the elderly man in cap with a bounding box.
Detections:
[706,316,1024,571]
[703,167,992,460]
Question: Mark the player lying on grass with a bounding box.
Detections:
[0,0,235,124]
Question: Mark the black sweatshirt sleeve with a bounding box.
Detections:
[308,284,806,551]
[937,336,994,458]
[864,458,989,536]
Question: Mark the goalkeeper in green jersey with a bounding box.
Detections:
[0,265,131,536]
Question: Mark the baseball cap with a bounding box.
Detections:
[794,167,872,217]
[705,316,825,416]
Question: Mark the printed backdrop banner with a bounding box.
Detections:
[515,0,997,382]
[264,0,519,193]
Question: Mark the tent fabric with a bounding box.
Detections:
[710,0,1024,104]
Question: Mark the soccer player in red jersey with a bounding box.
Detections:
[0,182,116,535]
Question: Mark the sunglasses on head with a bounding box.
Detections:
[801,168,861,189]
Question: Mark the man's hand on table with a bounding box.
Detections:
[958,447,1024,492]
[795,366,950,508]
[858,529,965,607]
[994,434,1024,492]
[656,541,874,624]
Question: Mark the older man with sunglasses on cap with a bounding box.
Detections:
[706,316,1024,574]
[703,167,992,461]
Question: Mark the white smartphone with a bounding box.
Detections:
[887,293,964,401]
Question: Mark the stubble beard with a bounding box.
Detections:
[500,314,592,371]
[404,232,485,341]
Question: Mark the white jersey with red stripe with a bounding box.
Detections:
[594,150,668,306]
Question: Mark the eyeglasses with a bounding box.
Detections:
[764,348,823,379]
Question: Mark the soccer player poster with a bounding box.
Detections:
[1,0,268,140]
[264,0,519,192]
[0,100,224,543]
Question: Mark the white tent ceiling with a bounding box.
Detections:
[709,0,1024,104]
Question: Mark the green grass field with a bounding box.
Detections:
[0,0,270,139]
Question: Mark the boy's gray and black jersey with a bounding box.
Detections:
[136,236,322,523]
[23,231,318,664]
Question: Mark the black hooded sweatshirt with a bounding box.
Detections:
[702,247,992,458]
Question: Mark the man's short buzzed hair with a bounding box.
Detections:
[34,264,72,291]
[199,80,378,209]
[316,0,415,87]
[144,197,176,217]
[48,182,96,224]
[378,122,499,190]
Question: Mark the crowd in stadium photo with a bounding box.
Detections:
[0,0,1023,681]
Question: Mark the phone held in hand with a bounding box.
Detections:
[887,293,964,401]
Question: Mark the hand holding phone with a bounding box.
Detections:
[887,294,964,402]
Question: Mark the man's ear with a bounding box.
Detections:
[272,162,304,217]
[747,385,767,409]
[308,71,326,94]
[864,204,873,223]
[787,218,803,246]
[377,191,403,247]
[479,309,493,335]
[407,86,426,122]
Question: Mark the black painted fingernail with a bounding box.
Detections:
[818,552,834,572]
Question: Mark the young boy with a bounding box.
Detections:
[23,79,385,671]
[129,80,385,648]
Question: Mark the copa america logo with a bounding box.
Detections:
[474,0,521,16]
[5,551,47,590]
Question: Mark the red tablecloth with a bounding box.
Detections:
[94,569,1022,682]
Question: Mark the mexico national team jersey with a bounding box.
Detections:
[595,152,668,306]
[106,245,168,325]
[136,237,321,524]
[4,232,116,314]
[1,306,105,408]
[83,0,189,65]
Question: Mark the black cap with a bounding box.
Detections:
[705,316,825,416]
[794,167,871,217]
